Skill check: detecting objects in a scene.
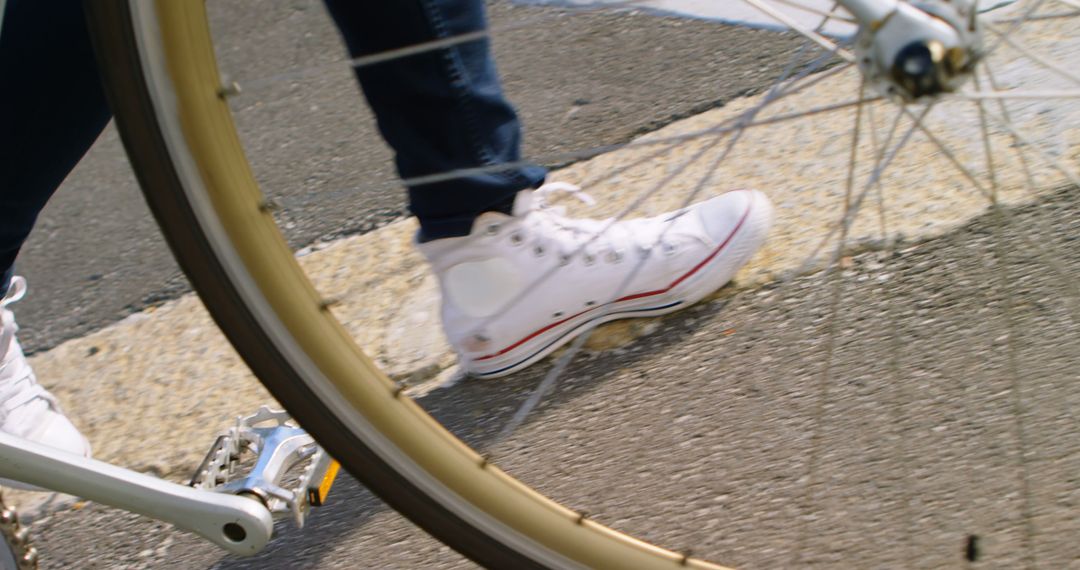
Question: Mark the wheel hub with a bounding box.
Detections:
[856,0,984,102]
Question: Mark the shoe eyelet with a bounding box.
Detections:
[606,251,623,263]
[552,311,564,318]
[558,253,571,266]
[662,243,678,256]
[533,245,546,257]
[509,232,525,245]
[583,254,596,266]
[585,300,596,307]
[485,224,501,236]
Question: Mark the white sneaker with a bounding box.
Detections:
[1,277,91,476]
[417,182,774,378]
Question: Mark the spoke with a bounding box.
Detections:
[283,61,861,210]
[902,96,1080,319]
[991,200,1038,570]
[790,103,927,567]
[986,23,1080,87]
[406,57,858,189]
[958,90,1080,99]
[981,65,1042,201]
[791,106,934,566]
[753,95,884,124]
[792,69,866,565]
[843,83,866,221]
[771,107,919,358]
[741,0,856,62]
[401,94,874,190]
[976,87,1002,199]
[769,0,856,23]
[977,64,1080,316]
[977,104,1080,189]
[751,105,908,301]
[983,0,1052,61]
[791,216,849,566]
[238,0,651,93]
[864,89,890,244]
[861,84,913,563]
[910,92,1078,200]
[882,261,917,562]
[976,70,1037,566]
[995,9,1080,21]
[810,108,932,316]
[876,228,919,564]
[511,32,856,201]
[899,105,993,201]
[821,114,901,265]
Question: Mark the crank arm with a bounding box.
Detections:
[0,431,273,556]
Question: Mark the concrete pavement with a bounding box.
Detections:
[4,1,1079,568]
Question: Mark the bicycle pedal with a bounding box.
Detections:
[190,406,340,528]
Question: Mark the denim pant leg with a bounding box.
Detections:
[0,0,544,299]
[322,0,547,240]
[0,0,113,297]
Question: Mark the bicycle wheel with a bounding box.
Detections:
[83,0,1079,568]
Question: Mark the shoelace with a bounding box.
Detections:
[0,278,55,428]
[527,182,682,262]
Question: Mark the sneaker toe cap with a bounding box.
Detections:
[697,190,772,244]
[29,412,92,458]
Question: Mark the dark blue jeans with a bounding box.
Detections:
[0,0,546,297]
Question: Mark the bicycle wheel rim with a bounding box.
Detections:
[84,1,733,568]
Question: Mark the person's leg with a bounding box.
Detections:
[322,1,774,378]
[0,0,112,297]
[321,0,546,241]
[0,0,104,464]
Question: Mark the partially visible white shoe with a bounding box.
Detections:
[1,277,91,489]
[418,183,774,378]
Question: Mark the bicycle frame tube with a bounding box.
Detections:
[0,432,274,556]
[835,0,901,25]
